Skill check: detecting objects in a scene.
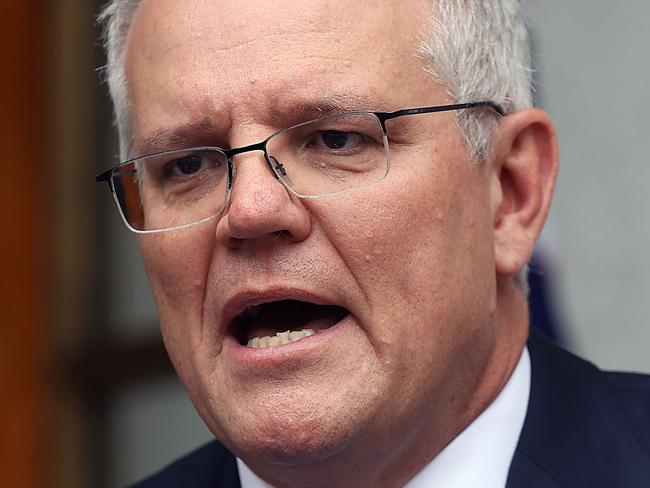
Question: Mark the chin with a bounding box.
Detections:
[207,398,362,467]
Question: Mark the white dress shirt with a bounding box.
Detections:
[237,348,531,488]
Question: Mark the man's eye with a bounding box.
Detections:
[144,150,228,190]
[316,131,363,151]
[168,155,204,176]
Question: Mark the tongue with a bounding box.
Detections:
[246,300,347,340]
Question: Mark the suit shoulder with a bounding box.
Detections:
[605,370,650,393]
[130,440,239,488]
[605,370,650,445]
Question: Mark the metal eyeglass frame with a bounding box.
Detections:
[96,101,505,233]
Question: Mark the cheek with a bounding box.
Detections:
[318,148,495,354]
[333,167,485,297]
[139,228,216,341]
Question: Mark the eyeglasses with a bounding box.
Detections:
[96,101,504,234]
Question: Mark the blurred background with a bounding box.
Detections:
[1,1,648,487]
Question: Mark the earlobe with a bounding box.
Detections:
[491,108,558,277]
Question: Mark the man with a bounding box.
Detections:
[96,0,650,486]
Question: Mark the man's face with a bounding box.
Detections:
[127,0,501,473]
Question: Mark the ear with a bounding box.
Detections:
[489,108,558,277]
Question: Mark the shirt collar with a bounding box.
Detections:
[238,348,531,488]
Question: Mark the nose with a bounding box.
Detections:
[216,151,311,248]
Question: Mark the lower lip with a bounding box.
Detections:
[222,313,355,366]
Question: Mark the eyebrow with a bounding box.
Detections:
[132,93,393,157]
[275,93,391,119]
[132,119,223,157]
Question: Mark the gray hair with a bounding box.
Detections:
[99,0,533,288]
[98,0,141,160]
[420,1,533,163]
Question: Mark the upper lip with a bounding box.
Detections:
[220,286,340,336]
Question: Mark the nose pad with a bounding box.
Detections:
[267,155,286,176]
[222,156,236,212]
[267,155,293,189]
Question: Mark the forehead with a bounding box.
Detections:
[126,0,439,139]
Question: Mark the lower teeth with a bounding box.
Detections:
[247,329,315,348]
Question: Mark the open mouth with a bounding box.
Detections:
[230,299,348,349]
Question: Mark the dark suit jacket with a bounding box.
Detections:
[133,331,650,487]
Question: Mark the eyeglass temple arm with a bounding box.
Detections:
[375,101,505,125]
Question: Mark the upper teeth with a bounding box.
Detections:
[247,329,315,348]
